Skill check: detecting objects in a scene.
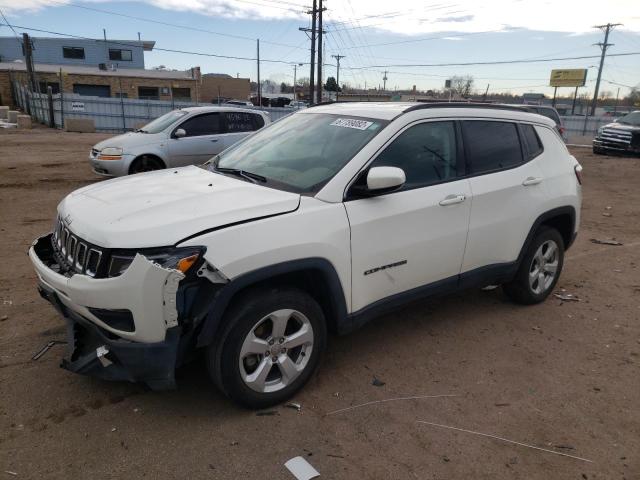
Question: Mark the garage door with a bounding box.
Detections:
[72,84,111,97]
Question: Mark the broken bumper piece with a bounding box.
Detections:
[38,281,180,390]
[29,233,187,390]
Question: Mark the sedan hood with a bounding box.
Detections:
[93,131,165,150]
[59,166,300,248]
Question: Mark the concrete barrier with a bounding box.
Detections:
[0,106,8,119]
[64,118,96,133]
[17,115,32,129]
[7,110,19,123]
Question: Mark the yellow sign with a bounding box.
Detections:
[549,69,587,87]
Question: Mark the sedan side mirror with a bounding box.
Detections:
[174,128,186,138]
[351,166,406,197]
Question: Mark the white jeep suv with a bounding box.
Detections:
[30,102,582,408]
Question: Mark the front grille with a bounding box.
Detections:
[51,216,105,277]
[600,127,632,146]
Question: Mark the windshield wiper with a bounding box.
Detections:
[214,166,267,184]
[134,128,149,133]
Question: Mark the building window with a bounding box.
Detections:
[109,49,133,61]
[138,86,159,100]
[39,82,60,94]
[171,87,191,100]
[62,47,85,59]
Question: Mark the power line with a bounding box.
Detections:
[339,52,640,69]
[0,6,19,39]
[0,23,309,65]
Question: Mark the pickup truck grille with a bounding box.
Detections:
[51,217,105,277]
[600,127,633,146]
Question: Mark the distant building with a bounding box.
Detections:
[0,36,155,70]
[200,73,251,103]
[0,62,201,106]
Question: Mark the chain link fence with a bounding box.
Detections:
[12,82,293,132]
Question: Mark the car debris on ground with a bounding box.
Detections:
[590,238,623,246]
[31,340,67,361]
[284,456,320,480]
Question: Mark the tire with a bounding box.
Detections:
[503,227,564,305]
[129,155,164,174]
[207,287,327,409]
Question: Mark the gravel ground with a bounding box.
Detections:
[1,129,639,479]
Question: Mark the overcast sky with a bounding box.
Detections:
[1,0,639,97]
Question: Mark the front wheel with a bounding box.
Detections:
[129,155,164,174]
[208,287,326,409]
[503,227,564,305]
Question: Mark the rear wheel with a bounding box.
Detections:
[129,155,164,174]
[503,227,564,305]
[208,287,326,409]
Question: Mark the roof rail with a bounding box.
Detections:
[404,102,529,113]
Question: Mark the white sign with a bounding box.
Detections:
[71,102,85,112]
[330,118,373,130]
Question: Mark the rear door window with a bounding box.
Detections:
[178,113,221,137]
[462,121,523,174]
[224,111,260,133]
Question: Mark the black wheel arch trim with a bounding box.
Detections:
[516,206,577,263]
[195,257,349,347]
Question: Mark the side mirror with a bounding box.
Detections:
[351,166,406,197]
[174,128,186,138]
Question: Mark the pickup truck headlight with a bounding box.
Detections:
[98,147,124,160]
[108,247,204,277]
[597,126,605,137]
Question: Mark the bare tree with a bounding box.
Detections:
[450,75,475,98]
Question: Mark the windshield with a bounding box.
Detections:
[617,112,640,126]
[213,113,387,194]
[140,110,188,133]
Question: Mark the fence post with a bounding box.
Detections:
[47,86,55,128]
[58,69,65,129]
[118,77,126,132]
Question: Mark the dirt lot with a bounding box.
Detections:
[1,128,639,479]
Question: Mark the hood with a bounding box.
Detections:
[59,166,301,248]
[604,122,640,132]
[93,131,165,150]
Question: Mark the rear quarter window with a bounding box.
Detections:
[462,121,523,174]
[521,124,544,160]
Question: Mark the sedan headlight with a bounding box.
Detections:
[108,247,205,277]
[98,147,124,160]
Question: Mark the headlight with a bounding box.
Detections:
[98,147,124,160]
[597,126,605,136]
[108,247,204,277]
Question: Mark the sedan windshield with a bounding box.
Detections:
[617,112,640,126]
[141,110,188,133]
[213,113,387,194]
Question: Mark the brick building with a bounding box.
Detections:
[0,62,202,107]
[200,73,251,103]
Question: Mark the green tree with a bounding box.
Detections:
[324,76,341,92]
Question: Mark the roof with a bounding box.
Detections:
[0,61,196,80]
[179,106,263,114]
[301,101,556,127]
[0,36,155,50]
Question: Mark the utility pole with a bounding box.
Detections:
[590,23,622,116]
[22,33,37,92]
[292,63,302,101]
[382,70,388,91]
[257,39,261,106]
[332,54,345,99]
[316,0,324,104]
[299,0,317,105]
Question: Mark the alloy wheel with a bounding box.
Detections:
[528,239,559,295]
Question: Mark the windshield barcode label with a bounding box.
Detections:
[330,118,374,130]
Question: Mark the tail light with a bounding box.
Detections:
[559,126,566,136]
[574,164,583,185]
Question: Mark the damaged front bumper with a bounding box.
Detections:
[29,233,186,390]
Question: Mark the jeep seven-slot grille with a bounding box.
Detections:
[51,217,105,277]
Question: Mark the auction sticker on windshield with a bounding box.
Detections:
[330,118,374,130]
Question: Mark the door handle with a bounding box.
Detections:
[522,176,543,186]
[439,194,466,206]
[210,139,219,143]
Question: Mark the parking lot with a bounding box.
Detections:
[1,128,639,479]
